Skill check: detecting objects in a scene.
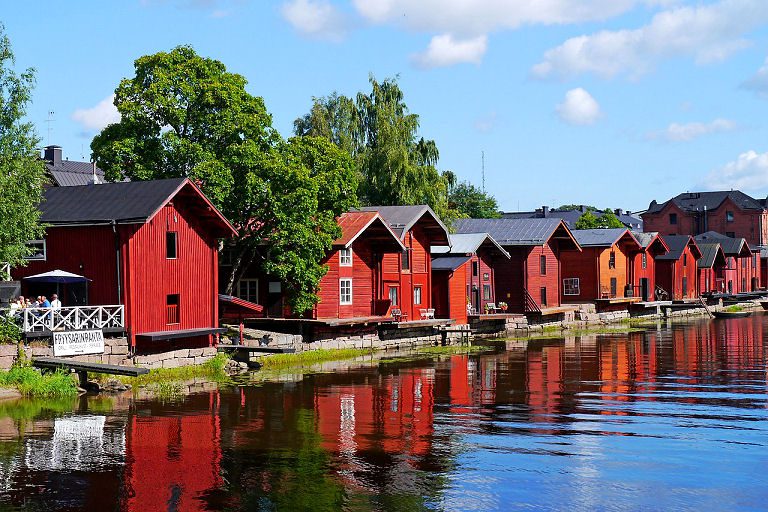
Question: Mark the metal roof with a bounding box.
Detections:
[453,218,576,247]
[646,190,766,214]
[502,208,643,230]
[571,228,638,248]
[333,211,405,251]
[657,235,701,260]
[697,243,725,269]
[46,160,106,187]
[432,233,510,258]
[431,255,472,271]
[358,205,450,244]
[694,231,750,256]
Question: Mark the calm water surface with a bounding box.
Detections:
[1,316,768,511]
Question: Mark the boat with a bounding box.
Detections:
[760,300,768,311]
[713,310,752,319]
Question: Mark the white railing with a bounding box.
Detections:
[2,305,124,333]
[0,263,9,282]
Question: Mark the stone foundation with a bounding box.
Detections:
[0,336,219,371]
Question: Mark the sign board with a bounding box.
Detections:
[53,330,104,357]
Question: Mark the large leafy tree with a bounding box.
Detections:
[448,180,500,219]
[0,25,46,269]
[295,76,456,221]
[91,46,357,312]
[574,209,625,229]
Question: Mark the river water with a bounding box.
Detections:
[1,316,767,511]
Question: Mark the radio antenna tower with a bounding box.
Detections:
[481,151,485,194]
[45,111,55,144]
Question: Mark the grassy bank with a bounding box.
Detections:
[112,353,230,387]
[0,365,77,398]
[509,325,646,341]
[256,348,371,370]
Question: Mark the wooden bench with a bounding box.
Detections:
[32,357,149,387]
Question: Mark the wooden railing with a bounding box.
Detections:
[166,304,179,324]
[1,305,125,333]
[523,288,541,313]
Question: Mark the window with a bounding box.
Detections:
[340,279,352,305]
[414,286,422,305]
[483,284,492,300]
[483,272,490,281]
[268,281,282,293]
[339,248,352,266]
[166,294,180,324]
[472,261,479,277]
[563,278,580,296]
[683,254,687,267]
[753,253,758,268]
[24,240,46,261]
[220,247,234,266]
[726,211,734,222]
[388,286,398,306]
[682,277,688,296]
[610,277,617,297]
[669,213,678,225]
[726,232,735,238]
[742,277,746,292]
[166,232,177,259]
[609,251,616,269]
[401,249,411,271]
[642,253,647,269]
[236,279,259,303]
[540,287,547,306]
[540,255,547,275]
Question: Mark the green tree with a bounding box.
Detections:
[448,181,500,219]
[597,209,625,228]
[91,46,357,312]
[558,204,596,212]
[0,25,46,269]
[574,210,599,229]
[574,209,625,229]
[295,76,455,221]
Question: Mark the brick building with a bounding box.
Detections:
[642,191,768,246]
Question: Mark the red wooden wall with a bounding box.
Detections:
[315,240,378,319]
[492,242,561,312]
[381,225,434,320]
[655,245,699,300]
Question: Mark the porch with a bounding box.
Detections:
[2,305,125,339]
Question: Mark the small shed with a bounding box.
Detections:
[656,235,702,300]
[631,232,669,301]
[696,243,727,294]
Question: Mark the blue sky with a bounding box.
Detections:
[4,0,768,213]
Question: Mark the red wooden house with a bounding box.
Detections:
[12,178,235,350]
[695,231,760,293]
[431,233,511,323]
[453,218,581,313]
[314,211,405,319]
[358,205,451,321]
[696,242,727,295]
[655,235,702,300]
[630,231,669,301]
[561,229,642,302]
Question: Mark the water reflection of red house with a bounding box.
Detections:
[123,393,222,511]
[315,369,435,462]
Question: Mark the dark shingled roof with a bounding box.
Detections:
[453,218,575,247]
[41,178,188,224]
[632,231,658,249]
[694,231,750,256]
[657,235,700,261]
[431,255,472,271]
[646,191,766,214]
[502,208,643,230]
[358,205,450,244]
[432,233,510,258]
[697,243,725,269]
[47,160,106,187]
[571,228,638,248]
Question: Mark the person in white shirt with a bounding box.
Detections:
[50,294,61,309]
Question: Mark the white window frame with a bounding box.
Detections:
[414,286,422,305]
[25,240,46,261]
[339,248,353,266]
[563,278,580,296]
[236,279,259,303]
[340,278,353,305]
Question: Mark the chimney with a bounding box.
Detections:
[542,206,549,218]
[580,205,587,213]
[615,208,623,216]
[43,145,62,167]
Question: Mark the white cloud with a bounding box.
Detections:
[412,34,487,68]
[651,118,737,142]
[702,150,768,192]
[71,94,120,132]
[556,88,602,125]
[351,0,658,35]
[281,0,347,41]
[742,57,768,96]
[474,111,497,133]
[532,0,768,79]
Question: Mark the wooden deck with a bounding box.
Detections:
[468,313,525,321]
[533,305,580,316]
[595,297,642,305]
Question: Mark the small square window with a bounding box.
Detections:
[726,231,735,238]
[24,240,46,261]
[388,286,398,306]
[339,248,352,266]
[236,279,259,303]
[726,211,734,222]
[563,278,580,296]
[483,272,490,281]
[340,279,352,305]
[669,213,678,225]
[483,284,491,300]
[166,294,180,324]
[166,232,177,259]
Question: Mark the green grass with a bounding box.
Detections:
[256,348,371,370]
[724,305,745,312]
[116,353,230,387]
[509,325,646,341]
[0,365,77,398]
